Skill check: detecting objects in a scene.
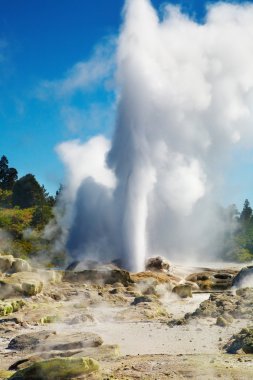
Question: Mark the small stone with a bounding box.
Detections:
[216,316,228,327]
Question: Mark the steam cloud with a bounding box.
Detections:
[57,0,253,271]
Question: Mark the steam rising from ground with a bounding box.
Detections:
[57,0,253,271]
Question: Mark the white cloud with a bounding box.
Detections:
[37,38,116,99]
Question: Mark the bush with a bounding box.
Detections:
[0,189,12,208]
[231,247,253,263]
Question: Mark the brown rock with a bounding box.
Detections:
[11,259,32,273]
[145,256,170,272]
[63,268,132,286]
[131,271,180,285]
[172,284,192,298]
[186,270,237,291]
[0,255,15,273]
[8,331,56,351]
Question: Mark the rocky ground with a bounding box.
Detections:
[0,255,253,379]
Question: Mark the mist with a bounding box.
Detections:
[57,0,253,271]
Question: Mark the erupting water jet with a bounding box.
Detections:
[58,0,253,272]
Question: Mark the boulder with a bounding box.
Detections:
[10,345,119,371]
[21,281,43,296]
[11,259,32,273]
[63,268,132,286]
[232,265,253,288]
[216,316,228,327]
[0,370,14,379]
[0,281,21,300]
[184,280,199,290]
[8,331,56,351]
[131,271,180,286]
[0,272,44,299]
[8,357,100,380]
[172,284,192,298]
[0,255,15,272]
[131,296,153,305]
[225,327,253,354]
[45,332,103,351]
[168,287,253,326]
[8,331,103,352]
[186,269,236,290]
[116,302,170,321]
[145,256,170,272]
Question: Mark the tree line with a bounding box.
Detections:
[1,154,253,263]
[0,155,62,234]
[229,199,253,262]
[0,155,56,209]
[0,155,65,264]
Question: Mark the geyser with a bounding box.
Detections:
[58,0,253,272]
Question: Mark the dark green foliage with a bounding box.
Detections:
[31,205,53,230]
[0,189,12,208]
[0,208,34,240]
[12,174,47,209]
[55,184,64,202]
[228,199,253,262]
[0,155,18,190]
[240,199,252,224]
[211,200,253,263]
[0,155,56,210]
[231,247,253,262]
[42,185,56,207]
[0,154,63,265]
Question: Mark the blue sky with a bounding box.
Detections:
[0,0,253,209]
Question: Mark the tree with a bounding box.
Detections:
[0,189,12,208]
[12,174,46,208]
[0,156,8,177]
[240,199,252,224]
[41,185,55,207]
[31,205,53,230]
[0,155,18,190]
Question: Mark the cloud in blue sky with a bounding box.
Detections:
[35,38,116,137]
[37,39,116,99]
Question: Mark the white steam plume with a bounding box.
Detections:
[57,0,253,271]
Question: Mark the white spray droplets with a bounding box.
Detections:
[58,0,253,271]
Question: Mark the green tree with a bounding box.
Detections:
[41,185,55,207]
[12,174,46,208]
[0,189,12,208]
[0,155,18,190]
[240,199,252,224]
[31,205,53,230]
[55,184,64,202]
